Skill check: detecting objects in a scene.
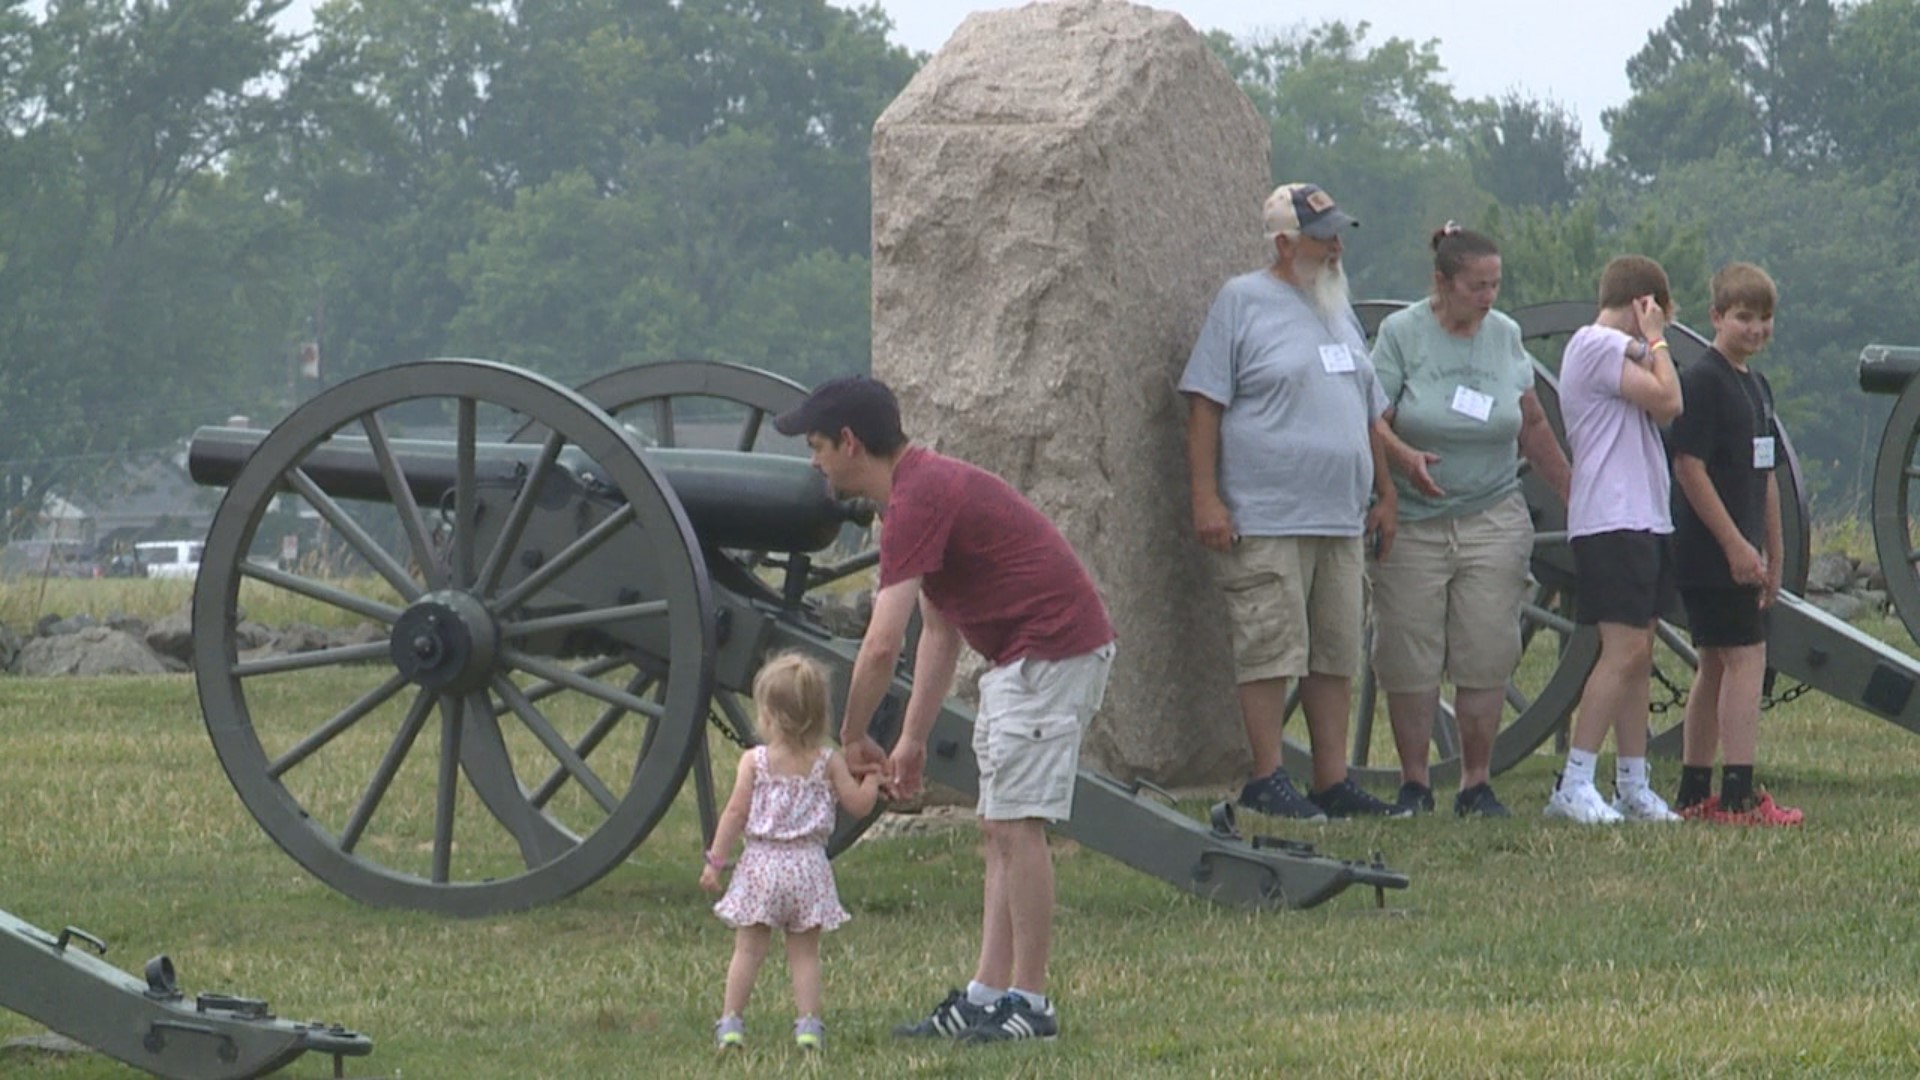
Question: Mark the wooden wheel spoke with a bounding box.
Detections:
[432,694,464,884]
[338,687,436,854]
[736,408,767,452]
[492,503,636,613]
[530,670,655,809]
[234,641,393,678]
[288,467,421,601]
[477,430,567,595]
[268,672,411,779]
[452,399,478,589]
[240,560,403,626]
[492,676,621,814]
[457,690,576,870]
[362,412,446,591]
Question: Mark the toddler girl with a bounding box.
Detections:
[699,652,882,1051]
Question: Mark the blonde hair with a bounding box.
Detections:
[752,652,831,750]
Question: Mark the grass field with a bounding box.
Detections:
[4,587,1920,1077]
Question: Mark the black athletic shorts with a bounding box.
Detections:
[1680,586,1767,647]
[1571,530,1674,627]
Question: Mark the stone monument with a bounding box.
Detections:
[870,0,1270,783]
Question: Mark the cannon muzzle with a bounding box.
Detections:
[1858,344,1920,395]
[188,426,868,555]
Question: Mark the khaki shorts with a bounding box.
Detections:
[1368,492,1534,692]
[973,643,1115,822]
[1207,535,1364,684]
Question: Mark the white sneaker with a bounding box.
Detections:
[1612,785,1683,822]
[1544,778,1624,824]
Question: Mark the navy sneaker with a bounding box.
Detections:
[1310,777,1405,818]
[959,994,1058,1044]
[1454,782,1510,818]
[1236,768,1327,821]
[1394,781,1435,815]
[893,989,989,1038]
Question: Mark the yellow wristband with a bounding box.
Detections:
[1649,339,1670,351]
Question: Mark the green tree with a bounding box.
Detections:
[1459,94,1592,211]
[1827,0,1920,182]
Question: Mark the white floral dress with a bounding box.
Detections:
[712,747,849,933]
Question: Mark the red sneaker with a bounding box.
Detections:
[1677,794,1719,821]
[1709,791,1804,827]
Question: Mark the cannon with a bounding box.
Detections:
[1285,302,1920,788]
[0,909,371,1079]
[183,359,1408,917]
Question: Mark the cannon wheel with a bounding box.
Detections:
[551,360,888,855]
[1871,375,1920,643]
[194,360,716,915]
[1280,301,1812,790]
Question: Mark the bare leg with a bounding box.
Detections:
[723,925,772,1017]
[982,818,1054,994]
[1298,672,1351,791]
[1386,688,1441,788]
[1452,686,1505,790]
[1715,643,1767,765]
[785,928,822,1019]
[974,821,1013,991]
[1571,622,1655,755]
[1682,651,1726,768]
[1238,676,1291,779]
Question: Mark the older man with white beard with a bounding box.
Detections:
[1179,182,1403,821]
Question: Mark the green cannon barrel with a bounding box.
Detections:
[1858,344,1920,396]
[187,426,867,554]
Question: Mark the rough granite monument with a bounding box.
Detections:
[870,0,1269,784]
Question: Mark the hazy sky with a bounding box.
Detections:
[833,0,1692,153]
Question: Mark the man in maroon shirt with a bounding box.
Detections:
[774,375,1116,1045]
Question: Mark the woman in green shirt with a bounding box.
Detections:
[1369,225,1571,817]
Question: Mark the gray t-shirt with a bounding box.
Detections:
[1371,303,1535,522]
[1179,269,1387,537]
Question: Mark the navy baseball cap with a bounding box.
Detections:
[773,374,903,447]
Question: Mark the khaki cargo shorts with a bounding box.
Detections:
[1207,535,1364,684]
[973,643,1115,822]
[1368,492,1534,692]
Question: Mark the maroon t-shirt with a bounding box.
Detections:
[878,447,1114,666]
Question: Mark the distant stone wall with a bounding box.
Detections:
[870,0,1268,783]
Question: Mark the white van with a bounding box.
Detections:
[136,540,205,580]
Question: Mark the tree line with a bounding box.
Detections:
[4,0,1917,531]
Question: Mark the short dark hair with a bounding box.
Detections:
[1711,261,1776,318]
[1597,254,1671,312]
[772,374,907,455]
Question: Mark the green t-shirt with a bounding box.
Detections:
[1370,303,1535,522]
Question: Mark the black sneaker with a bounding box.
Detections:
[1236,768,1327,821]
[893,989,990,1038]
[959,994,1058,1043]
[1310,777,1405,818]
[1394,781,1435,815]
[1454,782,1510,818]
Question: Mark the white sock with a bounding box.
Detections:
[1616,756,1649,793]
[1011,987,1049,1012]
[1563,748,1598,788]
[966,981,1004,1007]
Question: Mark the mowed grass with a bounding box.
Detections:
[4,592,1920,1076]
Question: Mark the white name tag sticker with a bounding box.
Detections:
[1319,343,1356,373]
[1753,436,1776,469]
[1450,385,1494,423]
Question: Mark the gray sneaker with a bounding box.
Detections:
[893,989,989,1038]
[714,1014,744,1051]
[1236,768,1328,821]
[794,1016,824,1051]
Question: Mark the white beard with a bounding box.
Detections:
[1303,260,1352,320]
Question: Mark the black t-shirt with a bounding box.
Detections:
[1668,348,1775,588]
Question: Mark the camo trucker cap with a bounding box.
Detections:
[1263,183,1360,241]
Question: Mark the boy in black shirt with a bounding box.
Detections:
[1669,262,1803,825]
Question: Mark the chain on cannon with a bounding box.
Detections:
[183,358,1408,918]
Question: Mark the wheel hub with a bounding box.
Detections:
[389,590,499,693]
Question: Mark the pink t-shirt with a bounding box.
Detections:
[879,447,1114,666]
[1560,324,1673,539]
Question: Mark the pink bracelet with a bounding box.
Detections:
[703,850,733,871]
